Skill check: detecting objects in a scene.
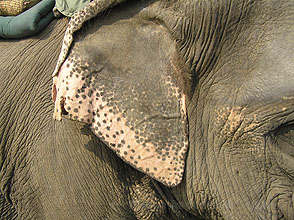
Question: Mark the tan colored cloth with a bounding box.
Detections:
[0,0,41,16]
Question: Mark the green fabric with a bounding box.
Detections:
[0,0,55,38]
[56,0,90,17]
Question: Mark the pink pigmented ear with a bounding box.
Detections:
[52,21,189,187]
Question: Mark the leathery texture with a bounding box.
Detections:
[52,0,126,78]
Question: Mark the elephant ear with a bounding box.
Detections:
[52,21,189,187]
[52,0,127,78]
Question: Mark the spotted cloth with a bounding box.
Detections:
[52,0,189,187]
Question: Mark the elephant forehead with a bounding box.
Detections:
[227,19,294,106]
[242,33,294,104]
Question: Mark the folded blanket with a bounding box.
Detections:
[0,0,54,38]
[0,0,41,16]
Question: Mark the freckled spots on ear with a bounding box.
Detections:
[52,9,189,186]
[52,53,189,186]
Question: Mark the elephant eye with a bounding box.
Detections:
[270,123,294,179]
[273,122,294,157]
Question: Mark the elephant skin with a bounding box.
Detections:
[1,0,294,220]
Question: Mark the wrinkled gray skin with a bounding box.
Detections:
[1,0,294,219]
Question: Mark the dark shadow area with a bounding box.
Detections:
[0,193,17,220]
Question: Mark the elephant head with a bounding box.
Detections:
[52,0,294,219]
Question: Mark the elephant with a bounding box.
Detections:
[0,0,294,219]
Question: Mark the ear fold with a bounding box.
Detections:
[52,0,128,78]
[52,21,189,187]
